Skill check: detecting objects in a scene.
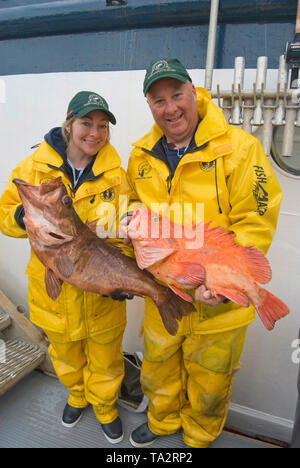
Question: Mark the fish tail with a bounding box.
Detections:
[255,288,289,330]
[155,288,195,336]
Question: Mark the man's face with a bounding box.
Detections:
[146,78,198,146]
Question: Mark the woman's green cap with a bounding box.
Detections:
[66,91,116,125]
[143,58,192,96]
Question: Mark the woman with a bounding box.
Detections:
[0,91,132,444]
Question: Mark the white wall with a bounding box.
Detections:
[0,68,299,440]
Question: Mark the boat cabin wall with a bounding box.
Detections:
[0,0,299,444]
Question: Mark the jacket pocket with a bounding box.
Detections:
[87,292,126,336]
[27,275,66,333]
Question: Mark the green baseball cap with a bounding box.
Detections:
[143,58,192,95]
[66,91,116,125]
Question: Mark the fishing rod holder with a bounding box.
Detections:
[213,83,300,122]
[211,56,300,158]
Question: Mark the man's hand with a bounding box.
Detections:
[195,284,226,307]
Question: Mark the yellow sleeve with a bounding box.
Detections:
[126,153,144,214]
[226,137,282,254]
[0,157,35,238]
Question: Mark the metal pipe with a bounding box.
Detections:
[273,55,288,125]
[261,96,274,156]
[211,89,299,99]
[282,103,296,156]
[232,57,245,125]
[204,0,219,91]
[252,56,268,126]
[296,100,300,126]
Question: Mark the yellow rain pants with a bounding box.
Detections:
[142,309,247,448]
[46,326,125,424]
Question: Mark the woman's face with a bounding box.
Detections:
[67,110,109,157]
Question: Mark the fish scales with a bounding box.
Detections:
[123,207,289,331]
[13,177,195,335]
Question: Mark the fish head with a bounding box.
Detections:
[13,177,78,247]
[127,207,178,269]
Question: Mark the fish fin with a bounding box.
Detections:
[168,285,194,302]
[133,241,176,269]
[204,224,272,284]
[85,218,98,234]
[53,253,73,278]
[204,224,237,247]
[240,246,272,284]
[214,288,250,307]
[155,289,195,335]
[45,268,63,301]
[255,288,289,330]
[173,262,206,286]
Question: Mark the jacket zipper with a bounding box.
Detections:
[141,140,224,207]
[166,174,172,194]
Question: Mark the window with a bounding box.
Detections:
[271,126,300,176]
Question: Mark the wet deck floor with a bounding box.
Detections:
[0,371,280,449]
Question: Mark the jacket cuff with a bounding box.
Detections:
[14,205,26,230]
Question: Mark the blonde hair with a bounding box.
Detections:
[61,116,110,148]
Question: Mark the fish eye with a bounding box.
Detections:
[62,195,72,207]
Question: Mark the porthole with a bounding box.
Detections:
[271,126,300,176]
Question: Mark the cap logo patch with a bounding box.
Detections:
[148,60,177,79]
[84,94,106,108]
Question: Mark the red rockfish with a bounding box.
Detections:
[123,207,289,331]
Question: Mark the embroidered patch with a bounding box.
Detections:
[148,60,177,79]
[84,94,106,108]
[137,162,152,178]
[199,161,215,172]
[100,188,115,201]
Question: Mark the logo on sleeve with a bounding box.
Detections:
[137,162,152,179]
[253,165,269,216]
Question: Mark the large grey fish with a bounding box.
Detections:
[13,177,195,335]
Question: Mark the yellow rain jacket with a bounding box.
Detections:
[0,129,132,343]
[127,87,282,335]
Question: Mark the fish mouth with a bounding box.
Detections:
[13,178,74,246]
[49,232,66,241]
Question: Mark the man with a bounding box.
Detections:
[124,58,282,448]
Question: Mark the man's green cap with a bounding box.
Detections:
[143,58,192,96]
[66,91,116,125]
